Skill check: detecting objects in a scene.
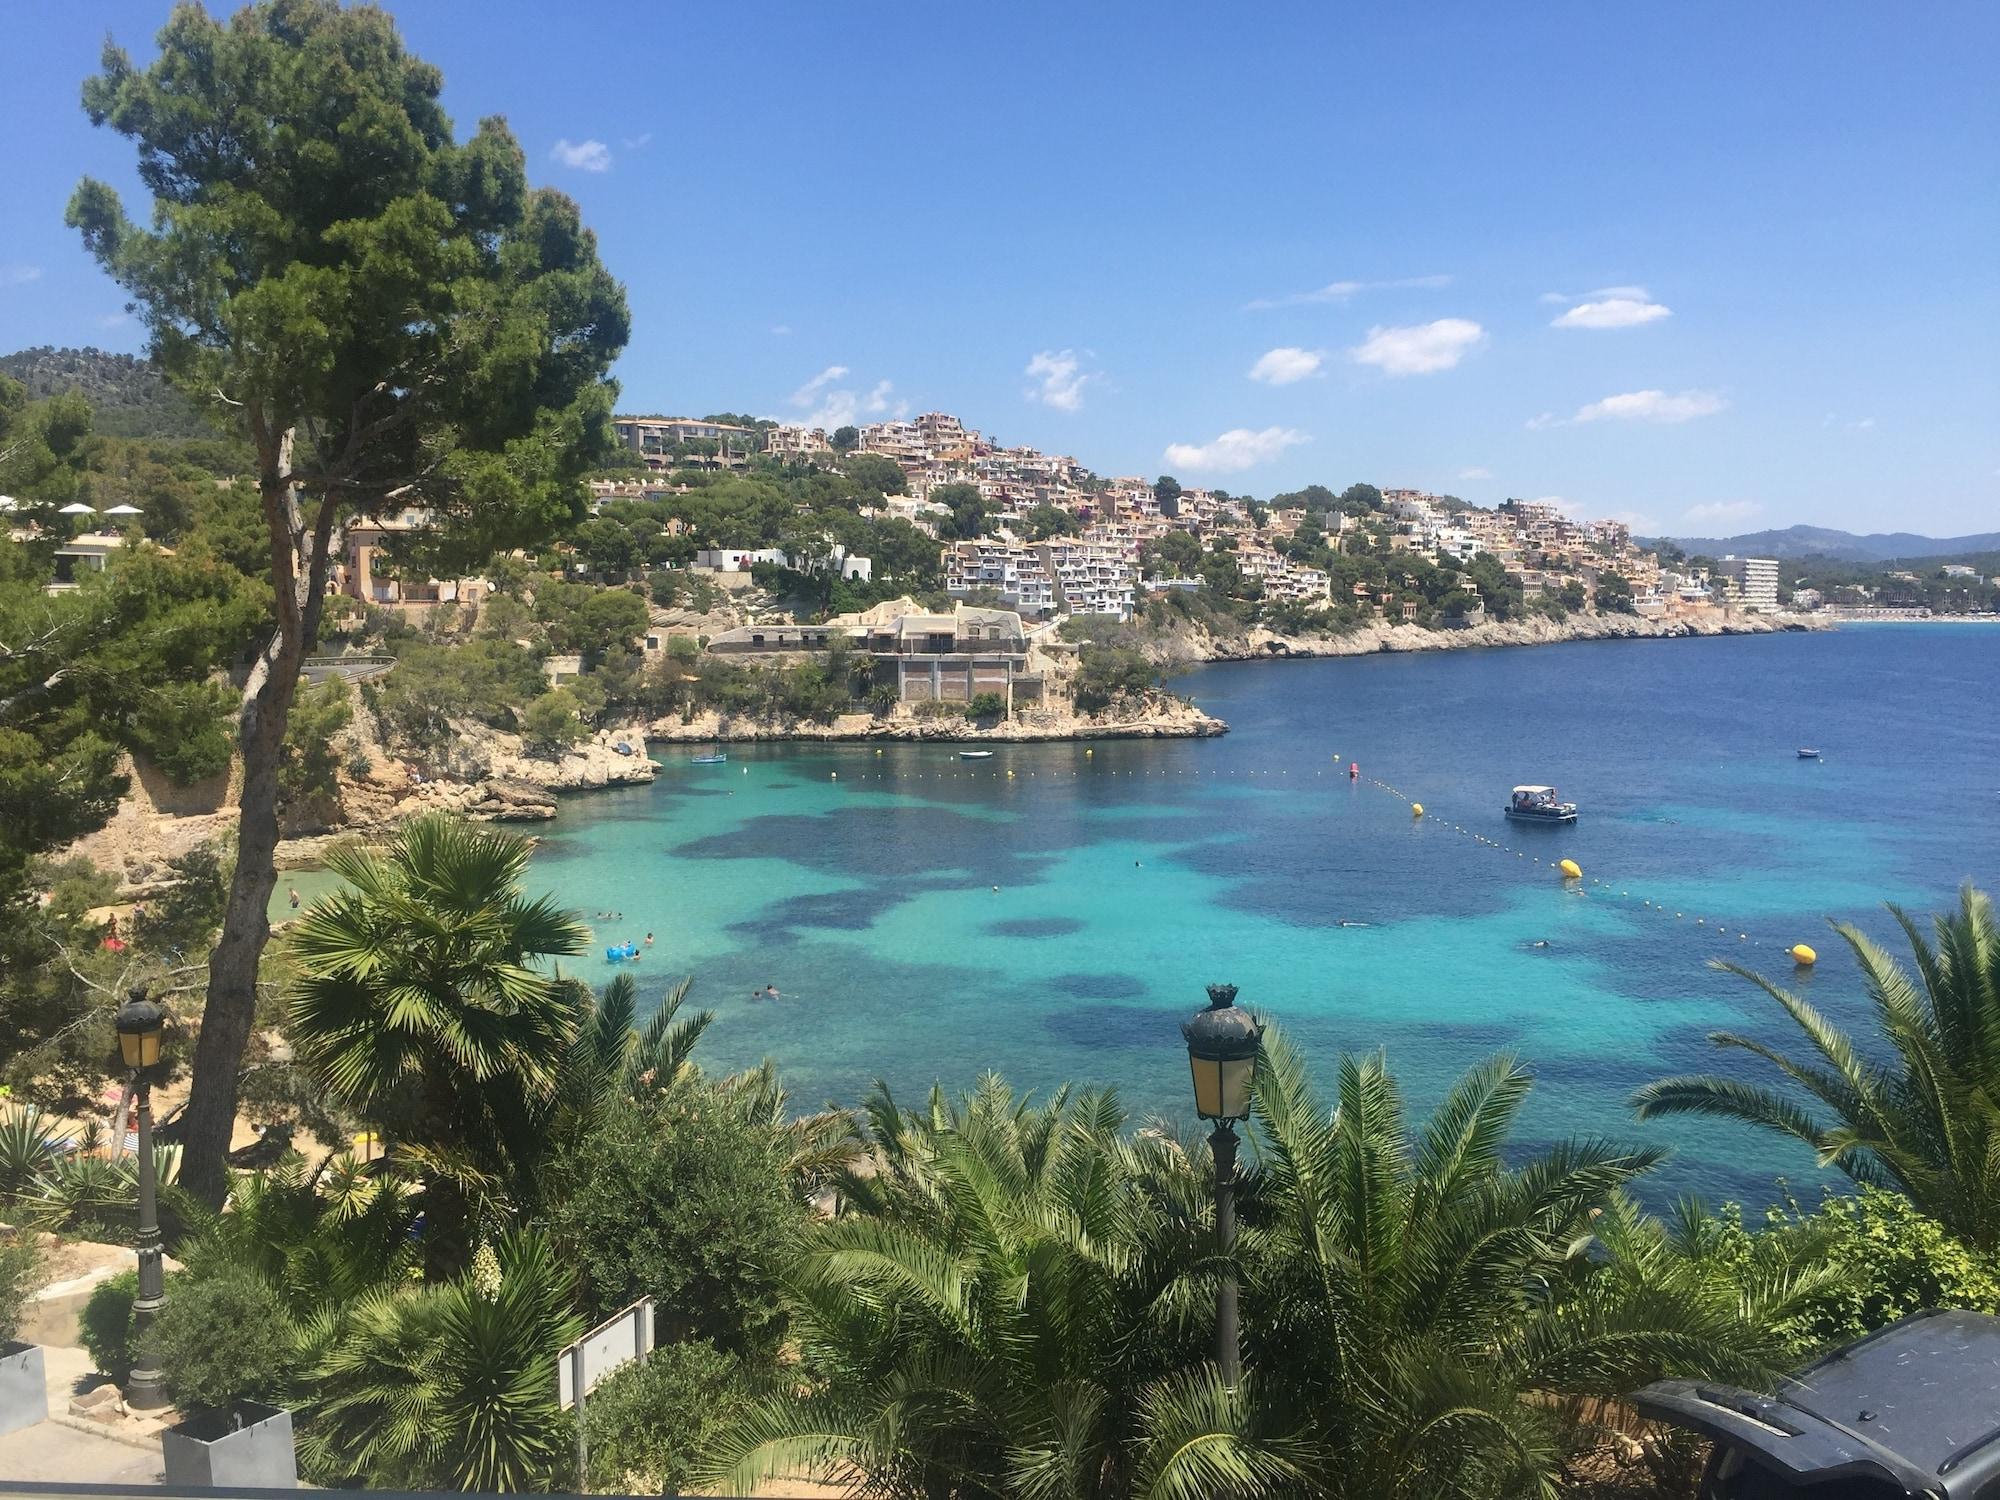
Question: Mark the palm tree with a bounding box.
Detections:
[1244,1031,1834,1500]
[296,1229,581,1492]
[286,813,586,1272]
[705,1073,1314,1500]
[1633,885,2000,1247]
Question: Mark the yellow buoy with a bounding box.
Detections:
[830,771,837,779]
[1411,802,1424,817]
[1558,858,1582,879]
[1006,769,1015,778]
[1790,943,1817,966]
[1085,748,1094,757]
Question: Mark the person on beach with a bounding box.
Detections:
[288,887,300,909]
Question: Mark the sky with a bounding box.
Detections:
[2,3,1996,538]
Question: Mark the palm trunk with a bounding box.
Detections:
[177,435,338,1209]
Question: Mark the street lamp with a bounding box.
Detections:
[1181,982,1259,1386]
[114,987,168,1411]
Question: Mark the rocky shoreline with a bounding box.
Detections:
[647,696,1226,745]
[1197,609,1822,662]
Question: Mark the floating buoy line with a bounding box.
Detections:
[685,752,1820,967]
[1360,772,1816,965]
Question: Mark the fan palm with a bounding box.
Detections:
[296,1228,581,1493]
[704,1073,1315,1500]
[1632,885,2000,1247]
[175,1152,421,1315]
[1244,1031,1829,1500]
[286,813,586,1272]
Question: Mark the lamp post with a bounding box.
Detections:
[114,987,168,1411]
[1181,982,1260,1387]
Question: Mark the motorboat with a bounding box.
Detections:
[689,751,728,765]
[1505,785,1577,824]
[1797,748,1820,759]
[958,750,995,760]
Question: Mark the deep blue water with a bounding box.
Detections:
[520,623,1998,1206]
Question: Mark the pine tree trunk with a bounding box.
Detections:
[177,437,337,1209]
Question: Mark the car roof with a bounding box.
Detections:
[1635,1312,2000,1498]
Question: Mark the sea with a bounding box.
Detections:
[295,623,2000,1206]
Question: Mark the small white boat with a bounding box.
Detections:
[1797,748,1821,760]
[689,752,728,765]
[958,750,995,761]
[1505,784,1578,824]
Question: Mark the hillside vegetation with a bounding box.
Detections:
[0,345,218,441]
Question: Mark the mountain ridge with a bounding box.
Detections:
[1643,523,2000,563]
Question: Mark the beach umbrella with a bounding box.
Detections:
[104,503,143,515]
[59,502,97,515]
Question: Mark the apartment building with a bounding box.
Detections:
[612,416,753,470]
[338,508,487,608]
[943,539,1058,616]
[762,423,830,459]
[1713,555,1780,613]
[1037,538,1137,620]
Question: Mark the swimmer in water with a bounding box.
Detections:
[765,984,780,1000]
[644,932,654,946]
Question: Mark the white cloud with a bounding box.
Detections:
[1573,388,1726,424]
[1247,347,1324,385]
[791,366,849,401]
[96,311,133,330]
[1163,426,1309,474]
[1540,284,1651,306]
[1024,349,1092,411]
[550,138,612,172]
[1350,318,1486,376]
[790,366,902,429]
[1525,412,1559,431]
[1852,416,1875,431]
[0,264,41,287]
[1552,296,1671,330]
[1682,500,1762,527]
[1245,273,1452,311]
[621,132,653,150]
[1457,466,1492,480]
[770,324,793,336]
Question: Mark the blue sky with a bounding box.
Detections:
[3,3,1995,537]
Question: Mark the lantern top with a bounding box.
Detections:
[1182,982,1260,1062]
[115,987,164,1037]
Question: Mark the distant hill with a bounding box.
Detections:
[0,345,217,441]
[1650,523,2000,563]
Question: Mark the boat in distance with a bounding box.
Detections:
[1506,785,1578,823]
[1798,748,1821,759]
[689,752,728,765]
[958,749,995,760]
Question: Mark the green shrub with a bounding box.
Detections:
[549,1089,807,1358]
[0,1237,40,1344]
[1768,1187,2000,1350]
[80,1270,138,1380]
[584,1340,752,1494]
[965,691,1007,720]
[137,1267,296,1412]
[1073,645,1153,713]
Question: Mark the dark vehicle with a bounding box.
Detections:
[1633,1310,2000,1499]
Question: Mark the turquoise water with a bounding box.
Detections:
[524,625,1992,1204]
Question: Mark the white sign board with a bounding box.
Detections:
[557,1296,654,1409]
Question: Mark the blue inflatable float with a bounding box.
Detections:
[605,941,639,962]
